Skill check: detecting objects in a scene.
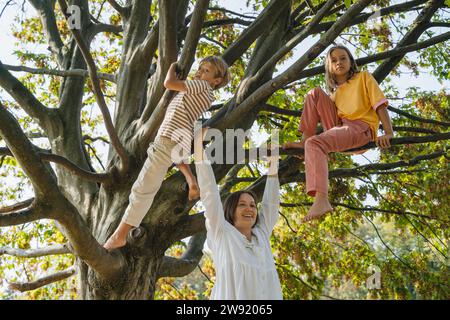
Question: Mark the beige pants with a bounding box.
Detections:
[122,137,178,227]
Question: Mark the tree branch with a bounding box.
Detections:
[138,0,178,124]
[427,22,450,28]
[0,0,14,19]
[114,12,157,136]
[311,0,429,34]
[294,31,450,81]
[363,214,416,271]
[170,213,206,243]
[158,232,206,278]
[202,17,252,28]
[28,0,65,67]
[39,152,112,183]
[57,0,129,174]
[222,0,290,66]
[281,202,438,220]
[391,126,437,134]
[200,34,227,49]
[91,22,123,36]
[0,146,112,183]
[0,61,52,128]
[283,150,446,185]
[388,104,450,127]
[208,6,257,20]
[236,0,338,102]
[213,0,376,131]
[0,101,124,279]
[135,20,159,64]
[0,198,34,214]
[0,208,47,227]
[0,102,59,198]
[138,0,210,145]
[260,103,302,117]
[280,132,449,158]
[373,0,444,83]
[8,266,76,292]
[107,0,126,15]
[3,63,116,82]
[0,244,71,258]
[178,0,210,77]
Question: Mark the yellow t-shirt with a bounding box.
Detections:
[333,71,388,138]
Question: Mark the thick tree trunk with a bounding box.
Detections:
[75,172,187,299]
[78,255,163,299]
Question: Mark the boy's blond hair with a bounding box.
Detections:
[199,56,231,89]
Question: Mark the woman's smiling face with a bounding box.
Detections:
[233,193,258,228]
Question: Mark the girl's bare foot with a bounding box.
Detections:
[188,182,200,201]
[303,193,333,222]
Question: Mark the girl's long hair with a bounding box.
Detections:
[223,190,259,228]
[324,45,359,93]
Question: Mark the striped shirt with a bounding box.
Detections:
[156,79,215,157]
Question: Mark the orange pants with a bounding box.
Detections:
[299,88,373,196]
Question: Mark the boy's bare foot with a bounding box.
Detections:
[303,193,333,222]
[103,233,127,251]
[188,183,200,201]
[103,222,132,250]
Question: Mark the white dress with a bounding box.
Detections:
[196,161,283,300]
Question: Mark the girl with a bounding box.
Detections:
[194,129,283,300]
[283,45,394,222]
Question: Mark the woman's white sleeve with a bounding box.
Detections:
[259,175,280,235]
[196,161,226,240]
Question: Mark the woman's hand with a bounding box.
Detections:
[376,133,393,149]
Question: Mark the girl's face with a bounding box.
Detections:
[233,193,258,229]
[329,48,351,78]
[194,61,222,88]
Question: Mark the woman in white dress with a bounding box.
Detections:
[194,129,282,300]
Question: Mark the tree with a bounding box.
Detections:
[0,0,448,299]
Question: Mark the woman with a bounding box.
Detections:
[194,129,282,300]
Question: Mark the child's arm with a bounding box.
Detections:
[376,103,394,149]
[164,62,187,92]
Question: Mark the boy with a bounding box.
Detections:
[104,56,230,250]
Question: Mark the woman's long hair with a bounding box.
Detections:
[223,190,259,228]
[324,45,359,93]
